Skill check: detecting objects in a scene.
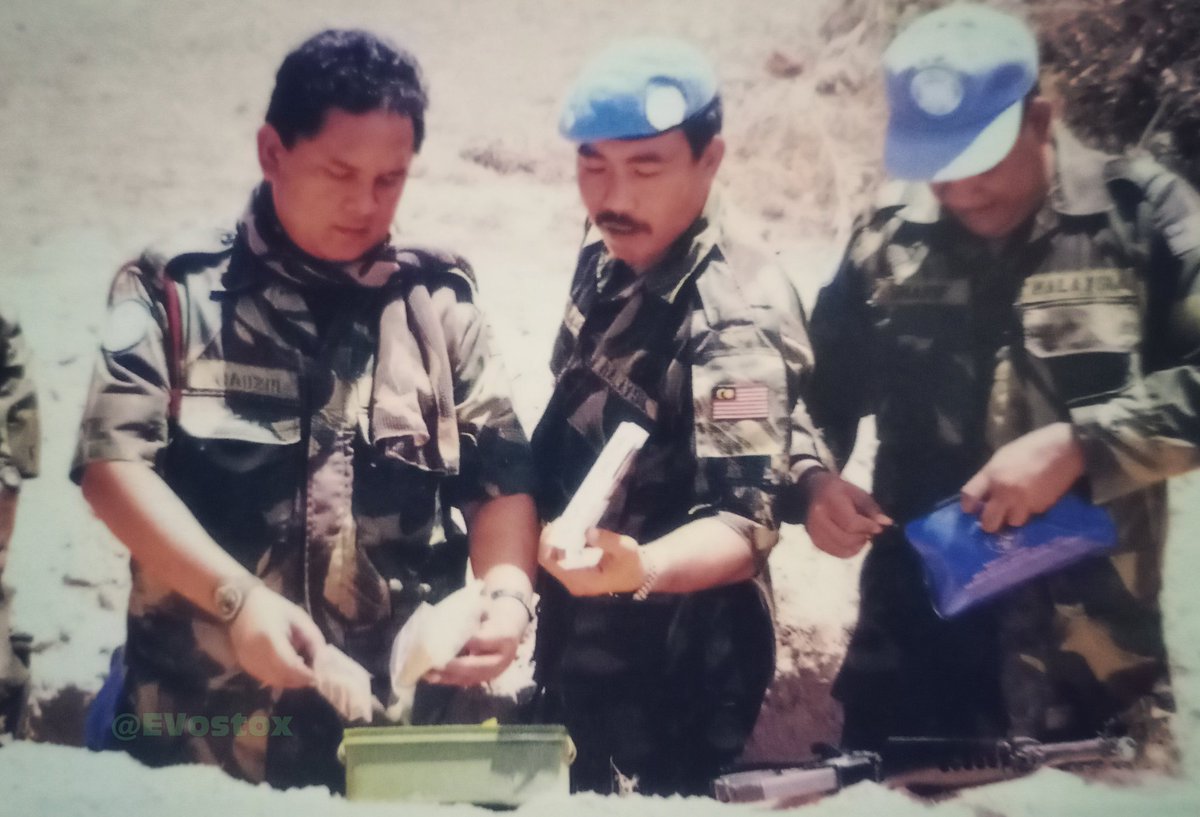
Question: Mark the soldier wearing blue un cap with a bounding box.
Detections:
[531,38,829,795]
[798,3,1200,762]
[882,3,1038,182]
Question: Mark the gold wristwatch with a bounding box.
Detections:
[214,575,263,624]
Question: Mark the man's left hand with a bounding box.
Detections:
[425,592,529,687]
[539,527,645,596]
[961,422,1086,532]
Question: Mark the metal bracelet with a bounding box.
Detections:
[632,550,659,601]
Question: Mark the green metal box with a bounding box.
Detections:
[340,724,572,806]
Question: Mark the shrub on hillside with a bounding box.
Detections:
[1041,0,1200,183]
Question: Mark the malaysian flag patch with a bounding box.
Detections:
[711,383,770,420]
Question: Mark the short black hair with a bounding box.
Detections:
[680,97,723,159]
[265,29,428,151]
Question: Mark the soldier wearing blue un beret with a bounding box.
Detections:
[531,38,829,795]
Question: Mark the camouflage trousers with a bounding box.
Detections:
[0,508,30,738]
[0,588,30,737]
[534,580,775,796]
[835,530,1171,752]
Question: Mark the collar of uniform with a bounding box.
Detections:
[1047,125,1113,217]
[212,235,274,297]
[889,180,942,225]
[1025,126,1113,244]
[588,195,722,305]
[589,232,627,296]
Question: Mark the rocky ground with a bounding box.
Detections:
[1,0,1198,813]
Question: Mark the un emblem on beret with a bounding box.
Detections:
[910,66,964,116]
[644,81,688,132]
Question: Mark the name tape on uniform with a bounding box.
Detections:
[188,360,300,401]
[1020,268,1134,305]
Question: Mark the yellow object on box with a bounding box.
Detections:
[339,724,573,806]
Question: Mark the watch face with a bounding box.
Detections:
[215,583,243,621]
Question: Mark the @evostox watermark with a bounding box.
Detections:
[111,713,292,741]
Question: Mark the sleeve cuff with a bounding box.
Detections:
[69,433,163,486]
[1068,403,1134,505]
[711,509,779,560]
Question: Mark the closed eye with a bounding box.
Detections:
[379,170,408,187]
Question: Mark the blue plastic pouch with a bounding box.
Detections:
[85,645,126,751]
[904,492,1117,618]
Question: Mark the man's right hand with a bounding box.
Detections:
[803,470,893,558]
[228,585,324,689]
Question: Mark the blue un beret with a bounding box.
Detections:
[560,37,718,142]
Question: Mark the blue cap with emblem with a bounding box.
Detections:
[883,3,1038,182]
[559,37,718,143]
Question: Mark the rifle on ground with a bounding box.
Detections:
[711,735,1137,805]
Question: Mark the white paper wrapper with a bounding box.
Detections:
[388,582,485,703]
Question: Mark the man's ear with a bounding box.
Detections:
[257,124,286,182]
[1025,97,1054,145]
[701,135,725,179]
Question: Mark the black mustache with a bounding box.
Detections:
[595,212,650,233]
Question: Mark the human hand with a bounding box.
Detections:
[804,470,892,558]
[229,584,323,689]
[424,591,531,687]
[312,644,376,722]
[961,422,1085,532]
[539,526,645,596]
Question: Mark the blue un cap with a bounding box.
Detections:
[560,37,718,143]
[883,4,1038,182]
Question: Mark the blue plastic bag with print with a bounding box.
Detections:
[905,492,1117,618]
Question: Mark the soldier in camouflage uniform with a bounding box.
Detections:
[531,39,829,795]
[798,5,1200,753]
[0,309,38,737]
[73,30,538,790]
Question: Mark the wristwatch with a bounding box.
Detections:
[632,549,660,601]
[213,575,263,624]
[488,588,535,623]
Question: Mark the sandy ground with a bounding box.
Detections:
[1,0,1198,813]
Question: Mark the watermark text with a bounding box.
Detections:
[111,713,292,741]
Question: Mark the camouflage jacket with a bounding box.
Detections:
[0,308,38,492]
[72,231,532,779]
[809,128,1200,728]
[533,202,827,561]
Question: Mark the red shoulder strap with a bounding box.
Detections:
[161,271,185,422]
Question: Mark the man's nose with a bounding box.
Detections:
[344,181,381,220]
[932,179,983,209]
[599,174,636,215]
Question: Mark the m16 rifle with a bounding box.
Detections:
[711,735,1137,805]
